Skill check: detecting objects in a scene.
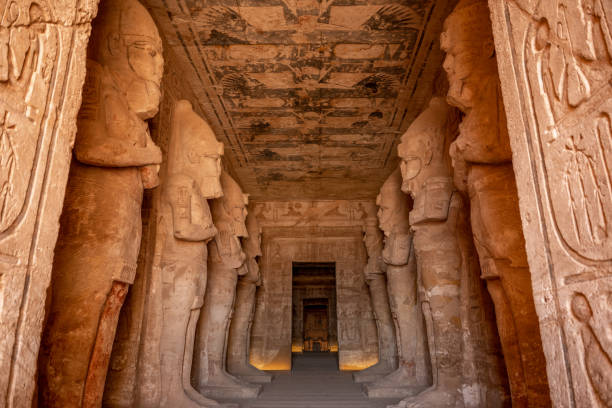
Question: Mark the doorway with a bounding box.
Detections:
[291,262,337,354]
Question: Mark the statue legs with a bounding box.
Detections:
[160,260,223,407]
[194,264,261,399]
[227,281,272,383]
[353,274,398,383]
[40,257,128,408]
[365,259,430,398]
[395,224,463,408]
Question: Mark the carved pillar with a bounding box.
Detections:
[364,169,431,399]
[193,172,261,400]
[227,207,272,384]
[440,2,551,406]
[38,0,164,406]
[396,97,508,407]
[489,0,612,406]
[353,222,399,383]
[0,0,98,405]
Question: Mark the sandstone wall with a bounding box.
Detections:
[0,0,98,405]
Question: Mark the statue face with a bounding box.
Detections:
[376,193,393,237]
[398,137,429,197]
[441,4,494,112]
[230,194,249,238]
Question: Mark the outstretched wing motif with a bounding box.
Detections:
[201,6,249,33]
[221,73,264,97]
[354,74,399,95]
[362,5,421,31]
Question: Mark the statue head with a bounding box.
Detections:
[440,0,495,112]
[376,168,411,237]
[441,0,512,166]
[362,221,384,276]
[215,171,249,238]
[397,97,454,198]
[89,0,164,118]
[397,97,456,225]
[169,100,224,199]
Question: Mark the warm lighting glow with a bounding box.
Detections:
[329,344,338,352]
[339,356,379,371]
[292,345,304,353]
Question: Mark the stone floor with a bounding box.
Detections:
[222,353,402,408]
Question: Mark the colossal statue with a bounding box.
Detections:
[353,219,399,383]
[441,1,551,406]
[193,171,261,399]
[157,100,226,407]
[227,208,273,384]
[397,97,507,408]
[38,0,164,406]
[364,169,430,398]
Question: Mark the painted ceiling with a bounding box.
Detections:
[145,0,456,200]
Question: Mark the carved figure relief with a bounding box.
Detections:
[441,0,551,406]
[0,0,101,404]
[193,171,261,400]
[364,168,431,399]
[157,100,224,407]
[38,0,164,405]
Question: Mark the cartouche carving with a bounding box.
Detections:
[441,1,551,405]
[364,169,431,399]
[39,0,163,405]
[227,208,273,384]
[193,171,261,400]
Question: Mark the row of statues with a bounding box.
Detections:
[353,1,551,407]
[34,0,552,406]
[37,0,269,406]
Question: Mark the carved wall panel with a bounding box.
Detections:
[489,0,612,406]
[0,0,97,405]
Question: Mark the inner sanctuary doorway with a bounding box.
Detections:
[292,262,337,354]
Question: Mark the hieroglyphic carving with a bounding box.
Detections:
[0,0,97,405]
[489,0,612,406]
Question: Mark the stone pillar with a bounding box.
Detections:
[353,222,399,383]
[154,100,225,408]
[396,97,508,407]
[440,2,551,406]
[0,0,97,405]
[193,171,261,400]
[38,0,164,406]
[489,0,612,406]
[364,169,431,399]
[227,207,272,384]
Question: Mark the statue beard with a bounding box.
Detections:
[125,78,161,119]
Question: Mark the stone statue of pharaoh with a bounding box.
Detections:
[396,97,465,407]
[441,1,551,405]
[193,172,261,399]
[158,100,226,407]
[39,0,164,406]
[227,207,273,383]
[364,169,431,399]
[353,219,399,383]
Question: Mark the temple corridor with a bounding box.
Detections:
[223,353,401,408]
[1,0,611,406]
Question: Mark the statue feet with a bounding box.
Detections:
[200,369,261,399]
[162,389,222,408]
[353,357,397,383]
[364,364,428,398]
[229,362,273,384]
[389,385,459,408]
